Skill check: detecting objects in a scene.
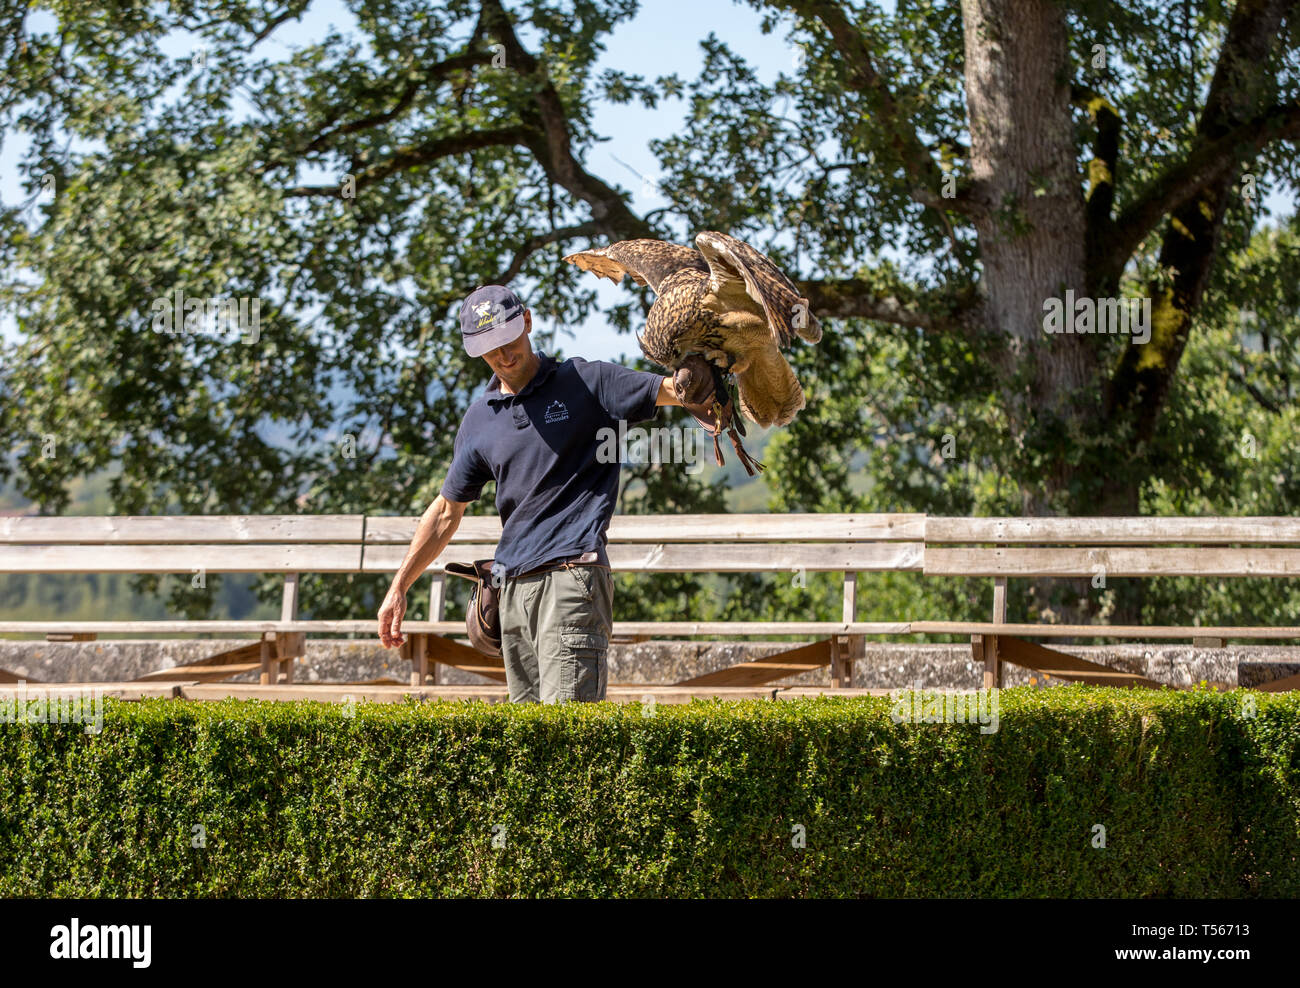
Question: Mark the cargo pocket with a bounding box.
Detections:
[558,627,608,702]
[567,564,596,603]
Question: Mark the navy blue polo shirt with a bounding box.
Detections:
[440,350,663,578]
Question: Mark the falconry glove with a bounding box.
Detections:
[672,354,765,476]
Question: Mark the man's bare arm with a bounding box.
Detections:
[377,493,469,648]
[655,375,682,406]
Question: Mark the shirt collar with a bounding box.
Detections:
[485,350,558,404]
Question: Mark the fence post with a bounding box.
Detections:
[830,635,854,688]
[259,633,275,686]
[826,571,857,689]
[278,572,300,685]
[985,576,1006,689]
[428,572,446,686]
[405,633,429,689]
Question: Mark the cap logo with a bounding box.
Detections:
[460,286,524,354]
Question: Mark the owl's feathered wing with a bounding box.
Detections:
[563,240,714,367]
[562,232,822,470]
[561,240,706,292]
[694,231,822,347]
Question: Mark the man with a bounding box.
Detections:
[377,284,684,703]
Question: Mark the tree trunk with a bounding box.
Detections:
[962,0,1122,623]
[962,0,1102,520]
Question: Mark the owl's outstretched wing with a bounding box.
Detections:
[563,239,708,293]
[694,231,821,347]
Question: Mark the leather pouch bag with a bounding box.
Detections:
[444,559,502,659]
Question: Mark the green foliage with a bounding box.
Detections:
[1,0,1297,635]
[0,0,699,624]
[1,687,1297,897]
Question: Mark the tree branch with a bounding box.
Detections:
[181,1,311,51]
[1103,99,1300,284]
[480,0,653,242]
[1072,84,1121,294]
[492,220,604,284]
[247,2,312,49]
[772,0,978,219]
[1106,0,1296,441]
[1228,368,1284,415]
[282,124,535,197]
[799,278,981,337]
[274,1,652,246]
[298,51,493,158]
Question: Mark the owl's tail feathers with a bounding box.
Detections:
[736,348,805,429]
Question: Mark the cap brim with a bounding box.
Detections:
[463,313,525,357]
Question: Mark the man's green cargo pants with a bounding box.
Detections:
[498,554,613,703]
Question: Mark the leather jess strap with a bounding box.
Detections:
[672,354,764,476]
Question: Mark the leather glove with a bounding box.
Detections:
[671,354,763,475]
[672,353,733,437]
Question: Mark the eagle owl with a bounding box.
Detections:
[563,231,821,473]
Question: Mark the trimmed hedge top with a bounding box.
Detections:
[2,687,1297,897]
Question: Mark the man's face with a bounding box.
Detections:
[481,310,533,378]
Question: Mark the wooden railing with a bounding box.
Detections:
[1,513,1297,691]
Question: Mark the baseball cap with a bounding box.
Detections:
[458,285,526,357]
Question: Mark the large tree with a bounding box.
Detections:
[2,0,1298,626]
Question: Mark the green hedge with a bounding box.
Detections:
[1,687,1297,897]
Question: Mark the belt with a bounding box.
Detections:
[514,550,605,580]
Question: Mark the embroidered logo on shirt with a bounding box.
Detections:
[544,400,570,424]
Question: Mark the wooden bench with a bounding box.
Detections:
[0,514,370,685]
[0,512,922,688]
[2,513,1296,692]
[365,512,922,687]
[919,516,1300,690]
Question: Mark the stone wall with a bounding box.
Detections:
[2,637,1297,689]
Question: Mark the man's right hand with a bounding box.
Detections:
[377,493,468,648]
[377,588,407,649]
